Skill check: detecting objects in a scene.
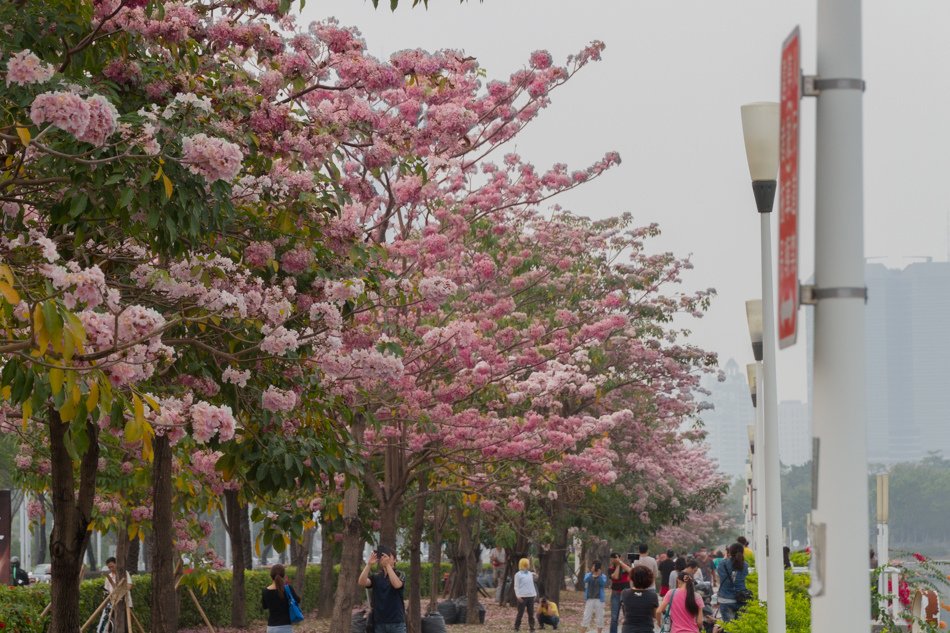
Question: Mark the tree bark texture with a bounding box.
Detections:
[329,481,365,633]
[450,506,482,622]
[317,518,338,618]
[113,521,131,633]
[150,434,179,633]
[241,502,253,570]
[427,502,445,613]
[224,489,247,628]
[407,475,428,633]
[48,411,99,633]
[127,532,140,573]
[538,526,568,605]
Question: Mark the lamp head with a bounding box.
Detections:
[746,363,758,407]
[745,300,764,362]
[740,102,779,213]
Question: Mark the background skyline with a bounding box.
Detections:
[306,1,950,404]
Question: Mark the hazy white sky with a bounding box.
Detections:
[303,1,950,403]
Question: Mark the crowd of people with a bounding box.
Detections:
[501,539,756,633]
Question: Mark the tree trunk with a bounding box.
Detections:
[225,489,247,628]
[539,525,568,605]
[127,532,140,573]
[113,521,131,633]
[48,411,99,633]
[427,502,445,613]
[292,525,316,595]
[407,476,428,633]
[317,518,337,618]
[329,481,365,633]
[379,499,399,550]
[451,505,482,622]
[241,503,253,570]
[151,434,179,633]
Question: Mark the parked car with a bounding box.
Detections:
[30,563,52,583]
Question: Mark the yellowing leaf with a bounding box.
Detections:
[16,126,31,146]
[162,173,173,199]
[142,394,161,412]
[1,386,11,401]
[49,367,64,395]
[33,305,48,356]
[125,418,143,443]
[337,502,344,516]
[133,393,145,425]
[86,381,99,412]
[0,281,18,305]
[21,399,32,429]
[153,165,164,182]
[141,421,155,463]
[59,397,75,421]
[0,264,14,285]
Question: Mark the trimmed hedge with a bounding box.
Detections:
[0,562,441,633]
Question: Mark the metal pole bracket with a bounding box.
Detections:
[802,74,866,97]
[800,284,868,305]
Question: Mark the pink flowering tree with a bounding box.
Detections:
[0,1,401,630]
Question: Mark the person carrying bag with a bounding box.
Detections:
[715,543,750,623]
[262,564,302,632]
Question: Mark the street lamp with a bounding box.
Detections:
[741,102,786,633]
[746,355,767,602]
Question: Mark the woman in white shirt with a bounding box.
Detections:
[513,558,538,631]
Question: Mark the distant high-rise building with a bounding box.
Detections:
[700,359,753,478]
[808,260,950,464]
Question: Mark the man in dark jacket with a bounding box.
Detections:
[9,557,30,586]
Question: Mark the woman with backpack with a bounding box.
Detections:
[656,572,703,633]
[715,543,750,623]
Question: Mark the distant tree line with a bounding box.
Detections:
[717,453,950,556]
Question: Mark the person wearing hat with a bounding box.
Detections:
[9,556,30,586]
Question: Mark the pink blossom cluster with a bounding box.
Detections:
[262,385,297,412]
[5,50,55,86]
[222,366,251,388]
[244,241,275,267]
[30,91,119,146]
[190,401,237,443]
[260,325,300,356]
[181,133,243,183]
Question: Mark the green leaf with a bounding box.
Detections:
[69,193,88,218]
[118,188,135,209]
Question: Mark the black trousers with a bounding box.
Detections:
[515,596,536,631]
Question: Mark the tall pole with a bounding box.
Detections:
[753,365,768,602]
[812,0,869,631]
[759,210,787,633]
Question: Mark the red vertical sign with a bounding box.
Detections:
[779,27,801,348]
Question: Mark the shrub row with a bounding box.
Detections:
[0,562,441,633]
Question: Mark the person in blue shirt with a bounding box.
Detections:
[715,543,750,622]
[581,561,609,633]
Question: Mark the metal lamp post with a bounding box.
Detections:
[744,353,767,603]
[741,102,787,633]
